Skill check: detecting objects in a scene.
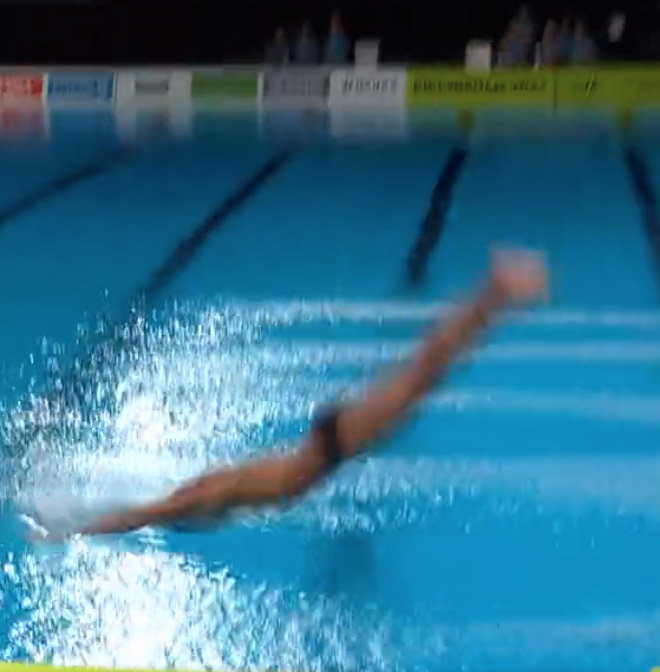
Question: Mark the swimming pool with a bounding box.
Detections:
[0,104,660,672]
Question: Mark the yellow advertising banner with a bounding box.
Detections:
[556,67,660,106]
[407,66,660,108]
[407,69,554,106]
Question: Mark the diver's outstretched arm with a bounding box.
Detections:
[55,249,547,539]
[333,250,547,457]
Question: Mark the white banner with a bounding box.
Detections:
[329,68,407,107]
[115,70,192,107]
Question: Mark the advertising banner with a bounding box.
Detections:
[259,69,330,107]
[0,75,44,102]
[47,72,115,103]
[191,71,258,100]
[134,72,171,96]
[408,69,553,106]
[329,69,407,107]
[556,68,660,106]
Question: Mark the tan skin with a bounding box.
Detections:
[40,249,548,540]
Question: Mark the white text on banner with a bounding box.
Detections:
[329,68,407,107]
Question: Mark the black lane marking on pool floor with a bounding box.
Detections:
[4,149,297,458]
[0,147,131,232]
[78,148,294,363]
[84,147,295,370]
[406,146,468,287]
[135,146,296,306]
[624,147,660,292]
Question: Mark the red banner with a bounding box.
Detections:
[0,75,44,100]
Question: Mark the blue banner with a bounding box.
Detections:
[47,73,115,102]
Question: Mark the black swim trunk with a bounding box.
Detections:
[312,405,344,472]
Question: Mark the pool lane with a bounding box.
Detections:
[421,120,660,452]
[0,122,283,402]
[435,118,657,308]
[0,112,117,218]
[634,117,660,295]
[164,137,460,302]
[367,118,660,657]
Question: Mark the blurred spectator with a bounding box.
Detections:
[540,18,559,66]
[608,12,626,43]
[607,11,634,60]
[264,26,289,65]
[294,21,320,64]
[572,19,598,63]
[325,11,350,64]
[518,5,535,41]
[556,16,574,64]
[496,5,536,66]
[642,4,660,58]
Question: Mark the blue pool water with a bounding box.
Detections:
[0,106,660,672]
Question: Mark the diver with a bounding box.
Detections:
[38,248,548,540]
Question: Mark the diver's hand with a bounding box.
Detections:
[19,509,73,544]
[490,248,548,305]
